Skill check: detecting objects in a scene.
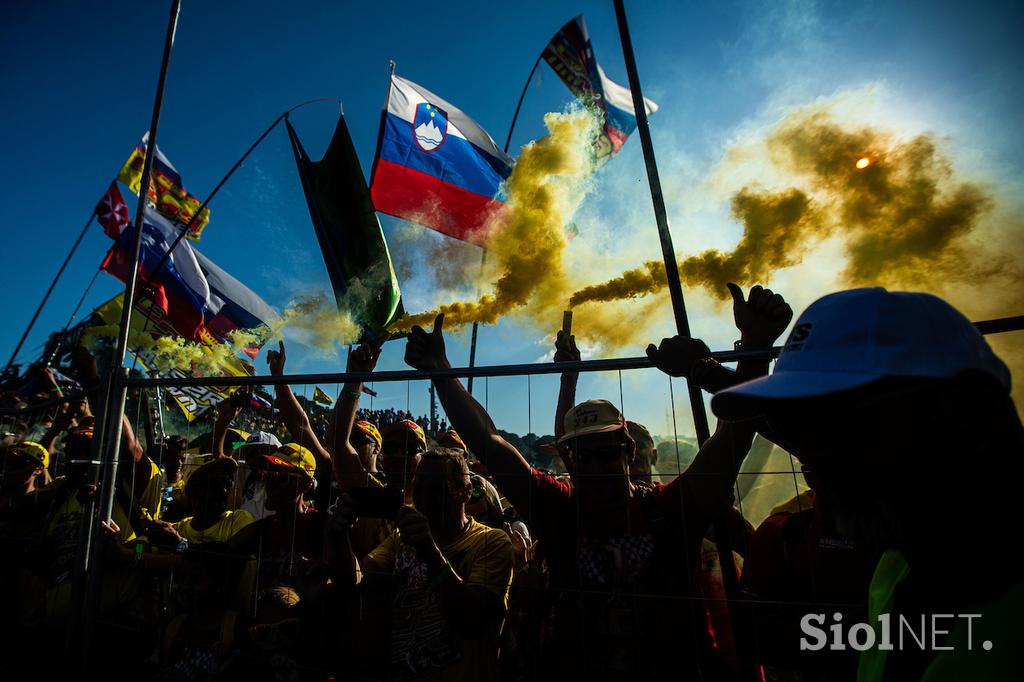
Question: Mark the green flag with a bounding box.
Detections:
[287,115,404,339]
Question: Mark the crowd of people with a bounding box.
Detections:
[355,408,447,438]
[0,282,1019,681]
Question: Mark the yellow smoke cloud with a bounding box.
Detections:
[399,109,597,331]
[81,325,255,377]
[569,104,1015,309]
[82,294,363,377]
[275,294,362,352]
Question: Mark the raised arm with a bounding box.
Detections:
[331,336,387,491]
[213,393,244,459]
[647,284,792,520]
[553,330,580,442]
[404,315,535,507]
[266,341,330,463]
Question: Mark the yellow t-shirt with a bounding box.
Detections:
[132,456,164,522]
[349,471,396,557]
[367,518,514,682]
[173,509,255,544]
[40,491,141,629]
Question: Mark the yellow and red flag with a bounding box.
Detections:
[118,134,210,241]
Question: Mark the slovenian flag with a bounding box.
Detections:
[370,75,513,246]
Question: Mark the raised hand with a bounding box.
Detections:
[348,334,389,374]
[646,336,713,379]
[396,506,439,558]
[70,345,99,384]
[267,341,286,376]
[553,330,580,364]
[727,283,793,348]
[404,314,449,371]
[331,493,356,533]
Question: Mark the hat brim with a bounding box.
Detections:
[712,370,886,420]
[256,453,314,480]
[184,458,238,494]
[556,422,625,444]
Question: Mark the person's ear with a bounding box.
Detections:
[457,477,472,504]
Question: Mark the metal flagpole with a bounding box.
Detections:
[45,266,103,367]
[466,55,542,394]
[611,0,709,440]
[126,96,340,369]
[4,213,96,373]
[96,0,180,522]
[77,0,181,668]
[612,4,757,677]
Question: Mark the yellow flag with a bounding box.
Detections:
[312,387,334,405]
[117,143,210,241]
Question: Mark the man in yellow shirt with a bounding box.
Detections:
[334,448,513,682]
[172,456,254,544]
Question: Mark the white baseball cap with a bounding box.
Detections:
[712,288,1011,420]
[244,431,282,448]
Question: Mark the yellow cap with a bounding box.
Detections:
[12,441,49,470]
[263,443,317,481]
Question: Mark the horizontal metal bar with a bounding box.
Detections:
[0,389,91,416]
[119,346,785,389]
[1,314,1019,401]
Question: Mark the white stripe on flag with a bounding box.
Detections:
[388,75,514,167]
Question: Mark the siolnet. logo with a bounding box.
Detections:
[413,102,448,152]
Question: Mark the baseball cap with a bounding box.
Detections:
[435,429,467,453]
[558,400,627,443]
[381,420,427,452]
[260,443,317,481]
[713,288,1011,420]
[353,421,382,448]
[243,431,282,449]
[184,456,238,495]
[626,422,655,456]
[8,441,49,470]
[64,427,95,463]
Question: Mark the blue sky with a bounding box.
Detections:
[2,0,1022,438]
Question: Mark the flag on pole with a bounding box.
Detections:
[370,75,513,246]
[542,15,659,164]
[95,183,131,238]
[287,115,404,340]
[193,248,279,358]
[250,393,273,410]
[118,132,211,241]
[312,387,333,405]
[100,207,278,350]
[101,208,211,340]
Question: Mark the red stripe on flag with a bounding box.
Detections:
[101,245,202,340]
[371,159,505,246]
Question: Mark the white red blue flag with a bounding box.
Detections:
[370,75,513,246]
[101,207,276,347]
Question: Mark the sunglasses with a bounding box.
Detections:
[573,441,626,464]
